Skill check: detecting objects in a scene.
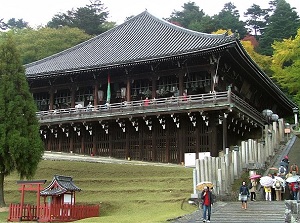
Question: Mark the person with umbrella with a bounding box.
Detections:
[239,181,250,209]
[200,186,214,222]
[249,179,257,201]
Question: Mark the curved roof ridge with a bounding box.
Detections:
[143,10,232,40]
[25,10,237,76]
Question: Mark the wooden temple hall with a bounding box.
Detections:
[26,11,296,164]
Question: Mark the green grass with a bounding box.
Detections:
[2,160,196,222]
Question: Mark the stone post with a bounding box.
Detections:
[199,158,205,183]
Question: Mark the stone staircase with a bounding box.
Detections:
[171,200,286,223]
[212,201,285,223]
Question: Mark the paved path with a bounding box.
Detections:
[171,200,286,223]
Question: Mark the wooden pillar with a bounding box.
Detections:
[58,131,62,152]
[49,89,54,110]
[125,128,129,159]
[178,123,184,164]
[109,126,112,157]
[196,125,200,158]
[165,128,169,163]
[222,115,228,153]
[70,130,74,153]
[81,129,85,154]
[126,79,131,102]
[139,126,143,161]
[152,78,157,99]
[92,128,96,156]
[178,72,184,96]
[209,115,218,157]
[71,86,76,108]
[47,135,51,151]
[94,83,99,107]
[152,126,157,162]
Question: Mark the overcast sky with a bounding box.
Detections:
[1,0,299,27]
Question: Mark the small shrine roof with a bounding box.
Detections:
[40,175,81,196]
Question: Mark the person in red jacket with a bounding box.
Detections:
[201,186,214,223]
[290,181,299,200]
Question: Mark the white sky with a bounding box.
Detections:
[0,0,299,27]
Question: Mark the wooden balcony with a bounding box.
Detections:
[36,91,265,126]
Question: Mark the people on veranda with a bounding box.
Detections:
[239,181,250,209]
[200,186,214,223]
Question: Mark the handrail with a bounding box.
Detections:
[36,91,264,124]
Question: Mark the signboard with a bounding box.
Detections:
[284,128,291,134]
[184,153,196,167]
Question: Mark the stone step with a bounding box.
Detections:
[210,201,285,223]
[171,200,286,223]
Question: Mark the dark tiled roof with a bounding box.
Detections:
[25,11,236,78]
[40,175,81,196]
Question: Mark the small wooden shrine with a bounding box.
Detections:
[8,175,99,222]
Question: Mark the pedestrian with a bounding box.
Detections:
[249,179,257,201]
[290,163,299,176]
[290,181,299,200]
[200,186,214,223]
[239,181,250,209]
[264,186,272,201]
[273,179,282,201]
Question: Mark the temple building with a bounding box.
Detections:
[25,11,296,163]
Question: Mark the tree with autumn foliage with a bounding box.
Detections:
[271,29,300,105]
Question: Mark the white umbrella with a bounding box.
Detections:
[286,176,299,183]
[274,176,286,187]
[260,176,274,186]
[274,176,285,182]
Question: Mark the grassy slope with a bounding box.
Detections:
[3,160,195,223]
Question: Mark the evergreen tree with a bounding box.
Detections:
[212,2,247,38]
[258,0,300,56]
[47,0,112,35]
[6,18,29,29]
[244,4,269,37]
[167,2,205,28]
[0,33,44,206]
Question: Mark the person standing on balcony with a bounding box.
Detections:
[144,97,150,106]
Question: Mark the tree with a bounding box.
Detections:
[4,27,91,64]
[212,2,247,38]
[6,18,29,29]
[0,33,44,206]
[0,19,7,30]
[271,28,300,105]
[244,4,268,37]
[166,1,217,33]
[241,39,272,74]
[47,0,112,35]
[258,0,300,56]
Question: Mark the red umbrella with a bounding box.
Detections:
[249,174,261,179]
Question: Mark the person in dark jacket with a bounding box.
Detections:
[201,186,214,222]
[239,181,250,209]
